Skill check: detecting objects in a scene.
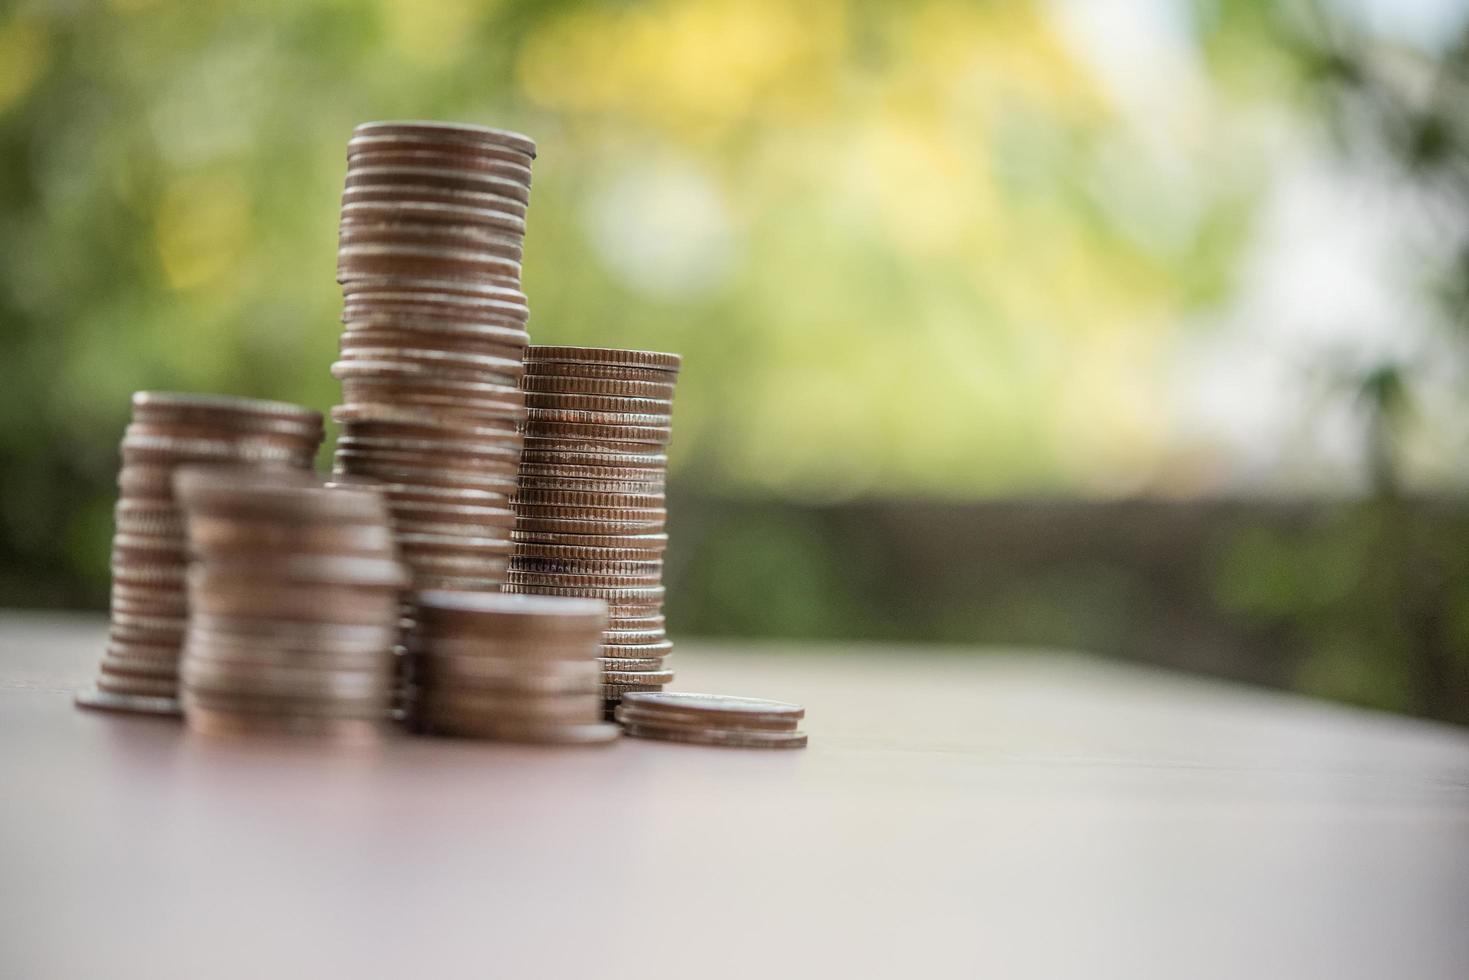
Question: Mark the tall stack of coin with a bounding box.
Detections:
[329,121,537,592]
[173,468,406,740]
[77,392,323,716]
[408,591,620,744]
[505,346,680,711]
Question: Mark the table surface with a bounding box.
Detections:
[1,612,1466,980]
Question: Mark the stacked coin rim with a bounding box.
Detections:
[507,346,681,707]
[88,393,323,712]
[173,467,406,739]
[330,121,539,595]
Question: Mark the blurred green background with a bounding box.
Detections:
[2,0,1467,721]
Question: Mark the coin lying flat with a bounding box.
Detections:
[618,722,807,749]
[525,346,681,373]
[75,687,182,717]
[183,704,383,743]
[621,691,806,721]
[613,704,798,733]
[352,121,538,159]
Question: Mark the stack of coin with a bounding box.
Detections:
[173,468,406,741]
[329,121,537,591]
[615,692,808,749]
[77,392,323,716]
[408,591,621,744]
[505,346,681,710]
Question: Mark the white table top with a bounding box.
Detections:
[2,611,1467,979]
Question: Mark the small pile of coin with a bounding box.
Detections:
[615,692,808,749]
[78,392,323,716]
[408,591,621,743]
[505,346,680,710]
[172,468,406,740]
[330,121,537,591]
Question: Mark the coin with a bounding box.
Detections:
[97,673,179,698]
[415,591,607,630]
[352,121,537,159]
[601,669,674,685]
[520,420,671,444]
[525,346,680,372]
[613,704,798,733]
[414,654,601,693]
[506,570,664,588]
[618,722,807,749]
[418,717,620,744]
[509,532,668,554]
[600,639,674,656]
[521,360,682,383]
[512,515,666,536]
[510,556,662,575]
[131,391,324,429]
[510,489,665,509]
[620,691,805,721]
[522,392,673,415]
[183,704,383,742]
[597,656,668,671]
[339,199,528,236]
[520,375,676,400]
[511,470,661,493]
[182,660,393,699]
[501,583,666,603]
[74,687,182,717]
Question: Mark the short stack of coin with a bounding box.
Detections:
[173,468,406,741]
[505,346,681,710]
[615,692,808,749]
[408,591,621,744]
[77,392,323,716]
[330,121,537,591]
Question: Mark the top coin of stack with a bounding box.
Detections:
[174,467,407,742]
[506,346,681,706]
[79,392,324,716]
[330,121,537,592]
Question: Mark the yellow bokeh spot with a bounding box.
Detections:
[517,0,844,129]
[154,173,251,291]
[0,20,49,112]
[381,0,491,68]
